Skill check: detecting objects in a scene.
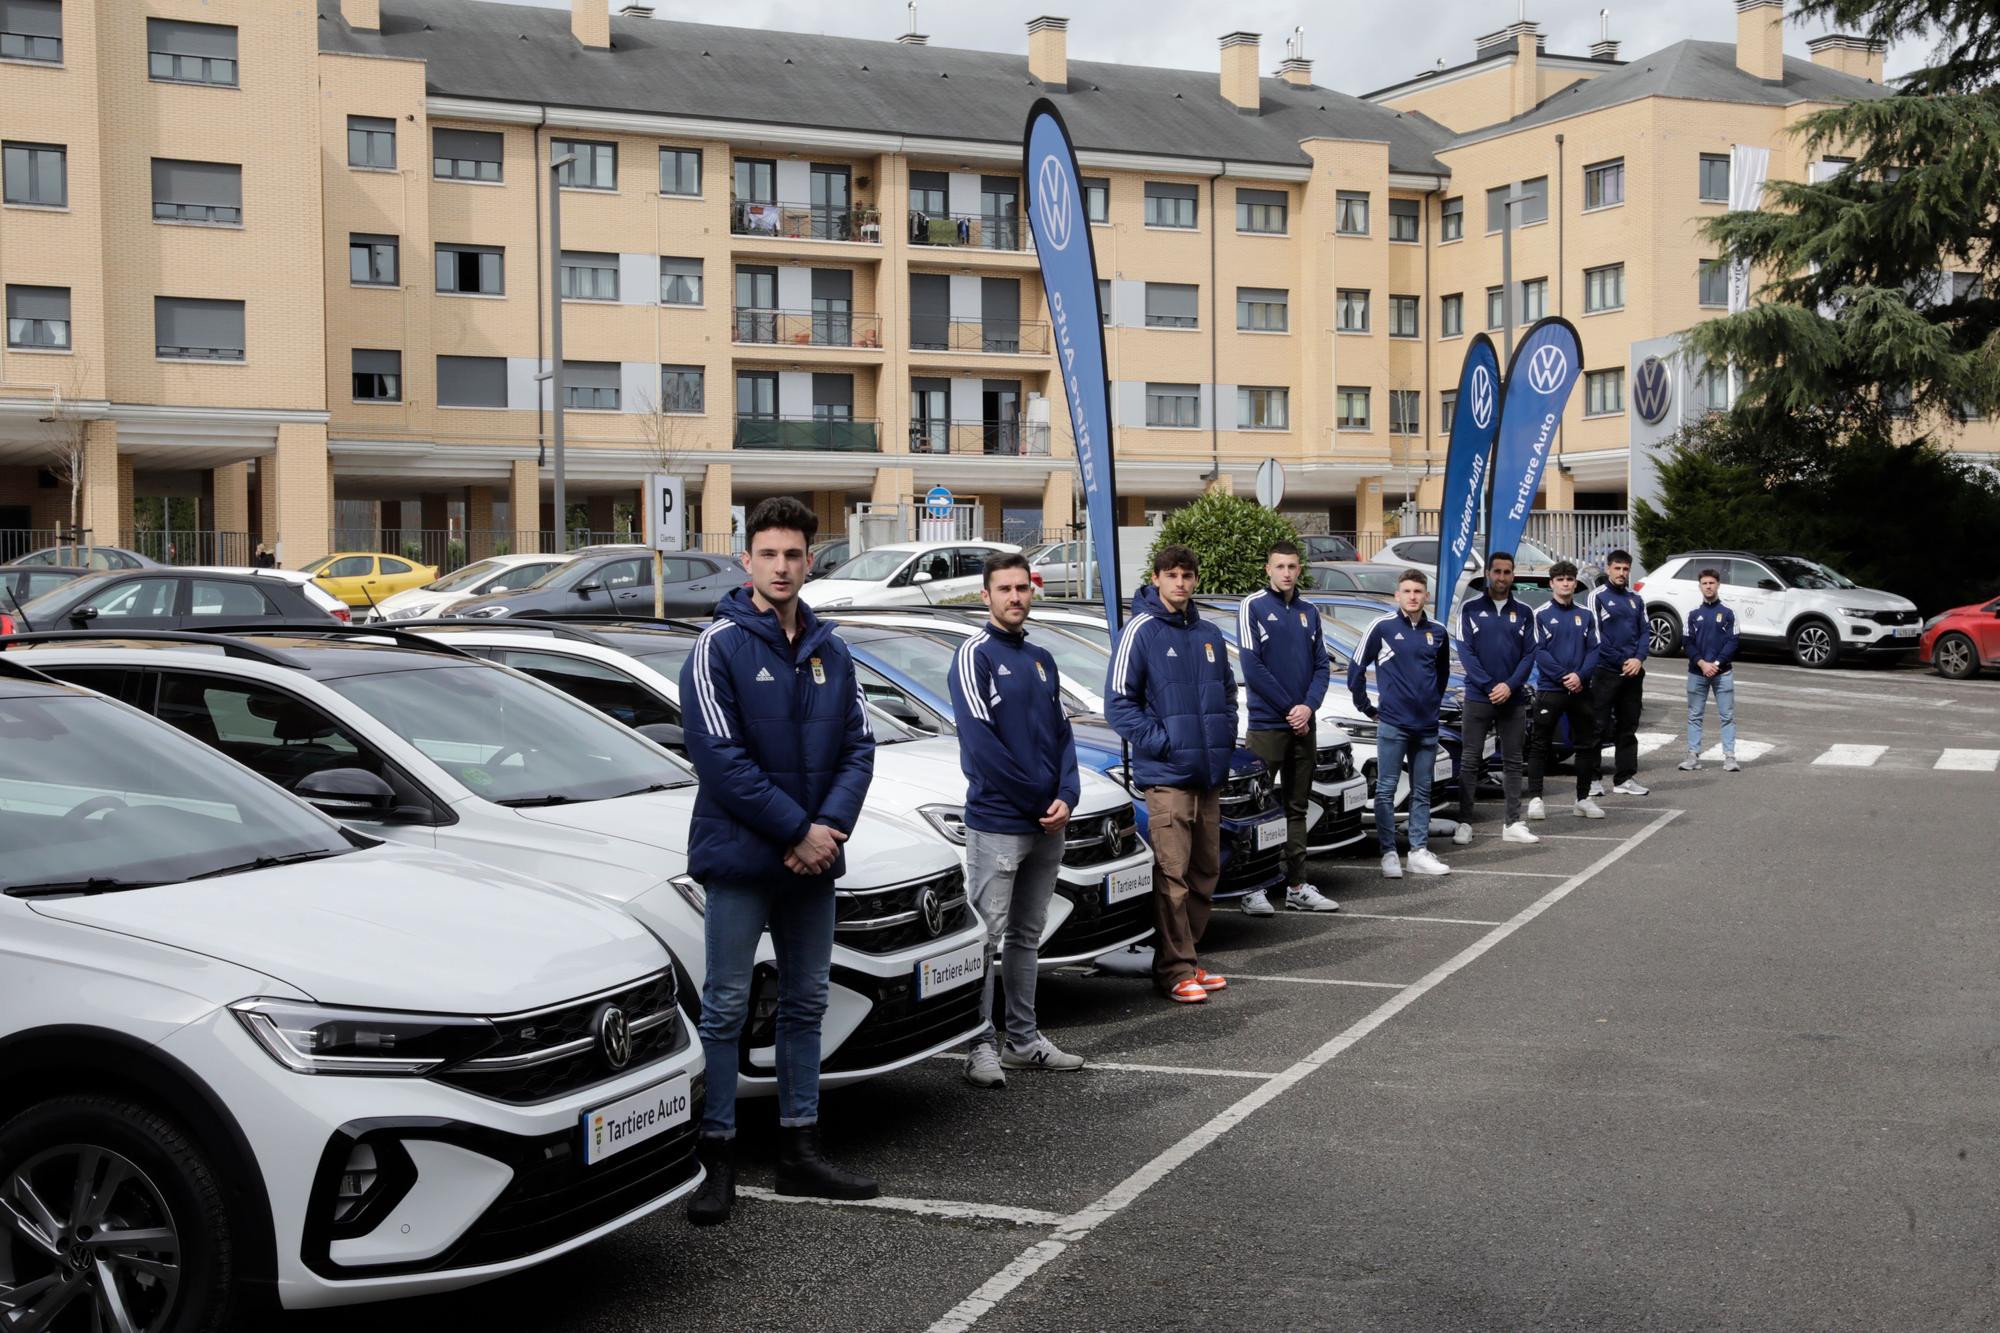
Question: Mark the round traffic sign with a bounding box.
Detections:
[924,485,954,519]
[1254,458,1286,509]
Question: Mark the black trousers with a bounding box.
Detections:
[1456,692,1529,825]
[1589,667,1645,785]
[1526,683,1599,800]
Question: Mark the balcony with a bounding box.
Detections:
[731,201,882,244]
[734,416,881,452]
[908,420,1052,458]
[906,210,1028,253]
[909,318,1052,356]
[733,308,884,350]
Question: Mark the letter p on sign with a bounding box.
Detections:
[647,472,685,553]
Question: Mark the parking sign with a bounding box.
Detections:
[646,473,685,553]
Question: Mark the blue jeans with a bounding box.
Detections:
[1373,720,1439,854]
[1686,671,1736,755]
[697,878,835,1137]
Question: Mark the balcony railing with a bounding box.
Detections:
[733,308,885,350]
[906,210,1027,252]
[908,420,1051,457]
[153,201,242,225]
[734,416,881,452]
[909,318,1051,355]
[731,201,882,243]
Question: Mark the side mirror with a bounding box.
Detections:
[879,697,924,728]
[1757,579,1781,592]
[295,767,397,819]
[71,606,99,623]
[637,721,687,752]
[911,570,933,584]
[575,580,602,595]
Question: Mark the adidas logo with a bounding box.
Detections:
[1267,612,1279,621]
[1166,647,1178,657]
[1393,631,1406,640]
[754,667,774,682]
[997,664,1011,675]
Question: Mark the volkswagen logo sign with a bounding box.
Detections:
[594,1004,632,1071]
[1469,364,1496,430]
[1526,343,1570,395]
[1632,356,1673,425]
[916,886,946,937]
[1035,153,1074,252]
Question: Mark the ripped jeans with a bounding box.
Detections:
[964,827,1066,1050]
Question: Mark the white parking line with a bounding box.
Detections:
[927,810,1684,1333]
[1227,974,1407,989]
[1448,868,1569,879]
[1813,743,1887,767]
[1935,748,2000,771]
[738,1186,1065,1228]
[1332,911,1507,927]
[1533,834,1625,841]
[925,1053,1277,1080]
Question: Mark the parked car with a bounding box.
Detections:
[301,552,439,610]
[0,655,702,1326]
[366,552,576,622]
[1022,540,1090,596]
[1918,594,2000,679]
[9,566,347,632]
[1637,550,1920,668]
[0,564,91,624]
[1297,534,1361,563]
[1304,561,1405,595]
[449,547,740,620]
[6,544,160,571]
[800,540,1019,610]
[807,537,850,581]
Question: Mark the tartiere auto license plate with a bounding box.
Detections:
[1105,864,1150,905]
[581,1072,692,1166]
[1255,816,1286,850]
[916,940,985,1000]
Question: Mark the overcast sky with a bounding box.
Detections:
[483,0,1928,91]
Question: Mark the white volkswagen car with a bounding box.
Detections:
[1638,549,1922,669]
[364,552,575,623]
[0,656,702,1324]
[800,540,1019,610]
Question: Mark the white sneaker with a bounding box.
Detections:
[1452,822,1474,846]
[1677,756,1701,771]
[1587,780,1605,798]
[1613,779,1650,796]
[1502,821,1541,844]
[964,1044,1006,1088]
[1286,883,1340,912]
[1239,887,1276,917]
[1001,1035,1086,1071]
[1574,798,1606,819]
[1406,847,1451,876]
[1380,852,1403,880]
[1526,797,1546,821]
[1723,754,1742,772]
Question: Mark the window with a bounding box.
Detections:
[436,244,503,295]
[1699,153,1730,203]
[6,284,68,349]
[1439,390,1457,433]
[2,141,64,206]
[553,139,615,191]
[434,128,502,183]
[155,296,244,362]
[1390,389,1420,436]
[1698,259,1729,307]
[1389,295,1419,339]
[1440,293,1463,338]
[1697,365,1734,413]
[734,157,776,203]
[659,147,701,196]
[147,18,236,87]
[347,116,395,170]
[436,355,507,408]
[1336,387,1370,431]
[1885,384,1914,418]
[736,370,778,418]
[351,349,401,402]
[810,372,853,422]
[78,579,179,621]
[1335,191,1369,235]
[1584,368,1624,416]
[1582,157,1624,210]
[559,251,618,301]
[1337,289,1369,333]
[1486,176,1548,231]
[1145,383,1199,428]
[1389,198,1420,243]
[1520,277,1547,322]
[1440,196,1463,242]
[1143,181,1196,229]
[349,233,398,287]
[565,361,619,411]
[660,256,702,306]
[1584,263,1625,313]
[1144,283,1198,329]
[1,0,62,62]
[1236,187,1287,235]
[1486,186,1506,231]
[187,580,275,618]
[1237,387,1288,431]
[1083,176,1109,223]
[660,364,704,413]
[1098,278,1112,325]
[1237,287,1288,332]
[150,158,241,225]
[1486,286,1505,329]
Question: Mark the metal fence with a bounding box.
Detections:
[123,530,252,567]
[1401,508,1629,563]
[325,529,642,574]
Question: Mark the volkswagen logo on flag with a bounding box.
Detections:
[1470,364,1496,429]
[594,1004,632,1071]
[1036,154,1074,252]
[1632,356,1673,425]
[1526,343,1569,394]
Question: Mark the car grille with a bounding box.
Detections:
[813,967,986,1075]
[1217,768,1276,820]
[1308,799,1363,849]
[834,866,971,955]
[1220,828,1285,894]
[1061,804,1144,868]
[1864,610,1919,626]
[1043,880,1154,958]
[1314,742,1356,784]
[433,971,685,1106]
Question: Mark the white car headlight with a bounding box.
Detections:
[1836,607,1878,618]
[230,999,497,1075]
[669,873,706,915]
[820,597,853,609]
[918,803,969,845]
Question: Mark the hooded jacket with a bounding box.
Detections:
[1237,586,1332,731]
[948,621,1082,835]
[1104,583,1238,790]
[1457,593,1536,699]
[1348,608,1451,730]
[680,586,875,885]
[1685,598,1740,674]
[1588,582,1650,668]
[1533,598,1602,687]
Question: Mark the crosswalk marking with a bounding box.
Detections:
[1634,731,1674,757]
[1813,744,1887,767]
[1700,740,1774,763]
[1934,748,2000,772]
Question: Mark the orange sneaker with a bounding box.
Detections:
[1194,968,1228,992]
[1167,978,1209,1004]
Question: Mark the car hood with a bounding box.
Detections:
[1068,717,1260,777]
[1822,586,1917,612]
[29,844,666,1013]
[375,585,462,616]
[799,578,884,607]
[869,737,1128,819]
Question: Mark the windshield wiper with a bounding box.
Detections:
[185,849,347,881]
[7,877,164,899]
[601,781,689,800]
[495,793,583,807]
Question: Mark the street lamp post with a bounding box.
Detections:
[547,151,576,552]
[1500,180,1524,358]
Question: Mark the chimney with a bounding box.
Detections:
[618,2,655,16]
[1590,38,1620,60]
[1028,16,1068,90]
[1278,26,1311,86]
[1220,31,1260,113]
[897,31,928,45]
[340,0,379,30]
[1511,24,1539,117]
[572,0,609,48]
[1807,32,1885,83]
[1735,0,1785,83]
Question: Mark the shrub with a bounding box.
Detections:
[1148,492,1301,596]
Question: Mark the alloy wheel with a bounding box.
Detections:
[0,1145,180,1333]
[1647,613,1679,656]
[1935,635,1974,679]
[1794,624,1836,667]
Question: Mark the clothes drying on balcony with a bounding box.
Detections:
[909,211,970,246]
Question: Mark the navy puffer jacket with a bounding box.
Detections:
[1104,584,1238,790]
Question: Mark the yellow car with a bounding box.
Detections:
[301,552,439,610]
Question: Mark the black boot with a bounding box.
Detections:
[774,1124,878,1200]
[686,1134,736,1226]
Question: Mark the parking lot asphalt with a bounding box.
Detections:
[285,658,1999,1332]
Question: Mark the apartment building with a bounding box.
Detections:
[2,0,1989,566]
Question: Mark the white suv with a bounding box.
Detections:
[0,658,701,1325]
[1638,551,1921,668]
[801,540,1020,610]
[364,552,575,623]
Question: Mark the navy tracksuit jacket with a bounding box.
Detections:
[947,622,1081,835]
[1347,609,1450,730]
[1457,594,1536,699]
[1237,586,1330,731]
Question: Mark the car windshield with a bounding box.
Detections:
[1,692,352,894]
[325,664,690,805]
[426,559,509,593]
[1022,625,1112,705]
[299,555,337,575]
[1044,618,1111,651]
[18,572,117,621]
[1766,556,1855,590]
[1316,603,1387,642]
[828,548,915,584]
[634,640,696,675]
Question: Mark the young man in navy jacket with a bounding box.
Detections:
[1237,541,1339,915]
[1454,551,1539,846]
[1349,569,1453,879]
[679,496,878,1225]
[948,552,1085,1087]
[1586,549,1651,797]
[1682,567,1742,771]
[1106,545,1238,1005]
[1526,561,1605,820]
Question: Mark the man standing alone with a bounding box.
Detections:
[949,552,1086,1087]
[1587,549,1650,797]
[1682,568,1741,771]
[1236,541,1340,915]
[1453,551,1539,846]
[1526,561,1604,820]
[1349,570,1452,878]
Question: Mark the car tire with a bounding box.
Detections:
[0,1094,238,1333]
[1789,618,1840,669]
[1646,607,1682,657]
[1933,631,1980,680]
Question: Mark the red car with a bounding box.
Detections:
[1919,595,2000,679]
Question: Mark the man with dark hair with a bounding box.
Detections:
[1682,567,1741,771]
[1106,543,1238,1004]
[1525,560,1604,820]
[1237,541,1339,915]
[948,552,1084,1087]
[1350,568,1452,878]
[679,494,878,1225]
[1586,548,1650,798]
[1454,550,1538,846]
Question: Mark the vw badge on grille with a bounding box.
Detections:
[594,1004,631,1071]
[916,886,945,937]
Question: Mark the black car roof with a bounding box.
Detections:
[6,631,473,680]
